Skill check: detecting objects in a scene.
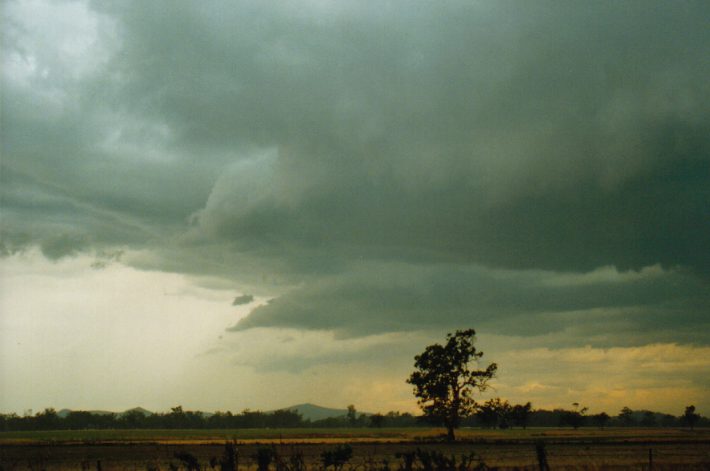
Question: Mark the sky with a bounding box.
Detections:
[1,0,709,416]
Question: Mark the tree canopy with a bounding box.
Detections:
[407,328,497,440]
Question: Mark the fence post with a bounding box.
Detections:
[535,441,550,471]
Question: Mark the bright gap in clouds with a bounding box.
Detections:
[2,251,708,415]
[0,250,252,413]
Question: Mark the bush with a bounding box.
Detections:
[321,444,353,471]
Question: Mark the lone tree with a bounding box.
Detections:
[592,412,610,430]
[618,406,635,427]
[346,405,358,426]
[683,405,700,430]
[512,402,533,429]
[560,403,588,429]
[407,328,497,441]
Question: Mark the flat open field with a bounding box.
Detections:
[1,428,709,470]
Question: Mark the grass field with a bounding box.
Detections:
[1,427,708,445]
[1,427,709,470]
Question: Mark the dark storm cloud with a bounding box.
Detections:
[2,0,709,343]
[229,263,710,344]
[162,0,708,274]
[232,294,254,306]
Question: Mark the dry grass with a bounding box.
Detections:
[2,427,708,445]
[1,428,709,470]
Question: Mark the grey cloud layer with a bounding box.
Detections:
[2,1,709,344]
[230,264,709,344]
[232,294,254,306]
[133,0,710,273]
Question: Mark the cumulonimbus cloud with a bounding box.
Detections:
[2,0,709,350]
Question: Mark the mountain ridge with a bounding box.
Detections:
[274,403,352,421]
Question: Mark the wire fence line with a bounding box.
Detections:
[3,440,710,471]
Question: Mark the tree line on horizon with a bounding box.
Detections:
[0,403,705,432]
[405,329,706,440]
[2,330,705,435]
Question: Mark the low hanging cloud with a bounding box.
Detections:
[232,294,254,306]
[229,263,710,345]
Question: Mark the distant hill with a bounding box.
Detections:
[122,407,153,417]
[277,403,349,421]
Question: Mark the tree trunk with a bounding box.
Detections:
[446,424,455,441]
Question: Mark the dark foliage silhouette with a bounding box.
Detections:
[683,405,700,430]
[254,447,275,471]
[1,403,707,431]
[407,329,497,440]
[511,402,532,429]
[174,451,200,471]
[320,444,353,471]
[369,413,385,428]
[559,403,588,429]
[395,448,488,471]
[592,412,610,429]
[618,406,635,427]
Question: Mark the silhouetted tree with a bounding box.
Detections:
[659,413,677,427]
[592,412,610,429]
[254,447,275,471]
[475,400,501,428]
[512,402,533,429]
[121,409,146,429]
[34,408,59,430]
[369,413,385,428]
[683,405,700,430]
[560,403,587,429]
[476,398,513,429]
[618,406,635,427]
[240,409,267,428]
[220,441,238,471]
[166,406,187,428]
[270,409,303,428]
[174,452,200,471]
[407,329,497,441]
[346,405,357,427]
[641,411,657,427]
[321,444,353,471]
[384,411,419,427]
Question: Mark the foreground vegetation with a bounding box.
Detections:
[1,427,709,470]
[4,331,707,469]
[2,426,710,445]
